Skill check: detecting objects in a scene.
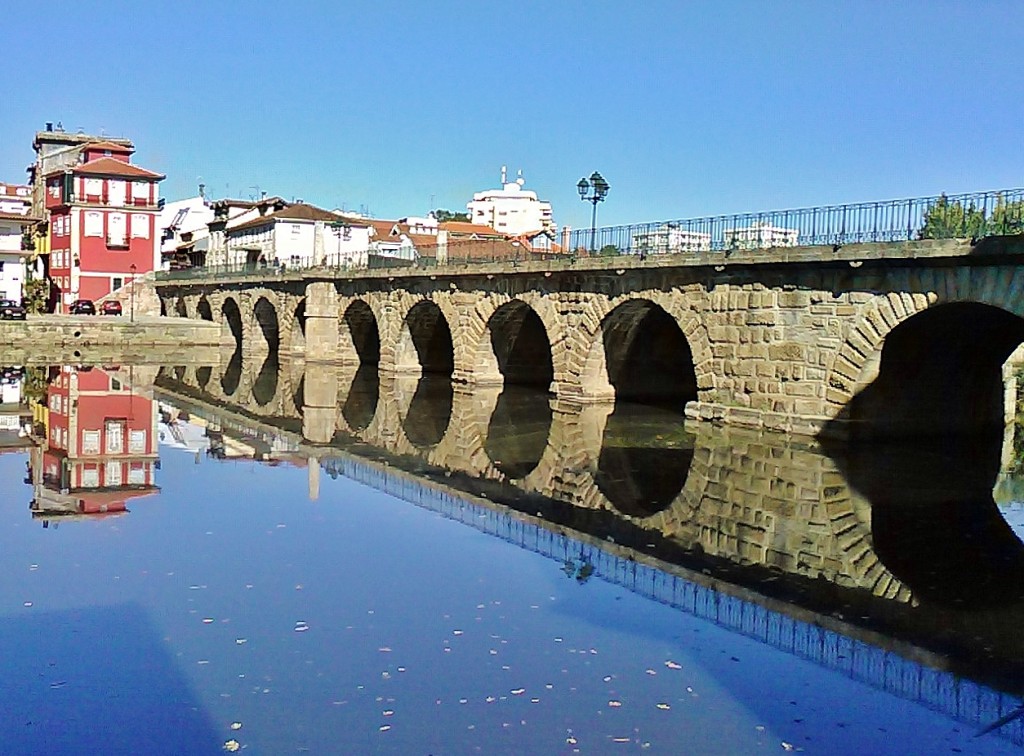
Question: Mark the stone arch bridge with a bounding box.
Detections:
[154,236,1024,439]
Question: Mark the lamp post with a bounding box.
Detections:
[129,263,136,322]
[577,171,610,255]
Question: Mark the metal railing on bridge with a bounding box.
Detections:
[570,187,1024,256]
[157,188,1024,282]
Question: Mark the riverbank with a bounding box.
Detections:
[0,315,225,363]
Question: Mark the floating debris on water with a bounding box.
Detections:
[223,740,240,752]
[665,661,682,670]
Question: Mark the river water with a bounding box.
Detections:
[1,360,1023,754]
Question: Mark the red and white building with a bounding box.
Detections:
[43,141,163,310]
[30,365,159,522]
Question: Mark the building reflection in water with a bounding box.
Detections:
[27,366,160,525]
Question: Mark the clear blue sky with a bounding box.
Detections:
[2,0,1022,229]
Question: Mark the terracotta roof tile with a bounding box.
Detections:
[57,156,164,180]
[227,203,366,233]
[440,221,502,237]
[82,140,135,153]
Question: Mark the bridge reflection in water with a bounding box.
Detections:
[153,350,1024,746]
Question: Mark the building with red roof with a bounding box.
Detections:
[37,131,163,310]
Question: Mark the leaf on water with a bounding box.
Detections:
[223,740,240,752]
[230,722,242,730]
[656,703,670,710]
[665,661,682,670]
[378,725,391,732]
[608,700,622,707]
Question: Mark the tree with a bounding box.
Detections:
[432,209,470,223]
[598,244,621,257]
[919,194,1024,240]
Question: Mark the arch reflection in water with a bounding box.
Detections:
[403,375,454,449]
[594,402,695,517]
[220,348,242,397]
[824,433,1024,610]
[485,386,553,479]
[341,365,380,432]
[251,354,279,407]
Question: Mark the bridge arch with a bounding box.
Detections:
[394,300,455,376]
[174,296,188,317]
[485,300,554,389]
[341,299,381,366]
[197,296,213,321]
[285,298,307,356]
[252,295,281,356]
[825,267,1024,438]
[577,294,708,412]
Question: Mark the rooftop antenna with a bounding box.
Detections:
[501,165,507,184]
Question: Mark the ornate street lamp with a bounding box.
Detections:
[577,171,610,255]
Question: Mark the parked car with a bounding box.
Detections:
[69,299,96,315]
[0,299,26,320]
[101,300,123,315]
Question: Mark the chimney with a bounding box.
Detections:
[561,225,571,252]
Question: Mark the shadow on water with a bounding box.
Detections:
[595,402,695,517]
[484,386,553,479]
[342,365,379,432]
[822,430,1024,610]
[403,375,453,449]
[0,604,221,754]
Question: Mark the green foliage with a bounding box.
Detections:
[432,209,470,223]
[22,277,50,314]
[919,194,1024,240]
[598,244,621,257]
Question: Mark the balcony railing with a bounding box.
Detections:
[49,191,159,209]
[156,188,1024,282]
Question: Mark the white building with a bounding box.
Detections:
[631,224,711,256]
[724,221,799,250]
[159,194,214,269]
[466,167,554,235]
[0,182,35,301]
[225,203,372,269]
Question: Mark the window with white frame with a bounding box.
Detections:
[108,180,126,206]
[81,466,99,488]
[129,429,146,453]
[105,460,122,486]
[132,181,149,199]
[84,211,103,237]
[130,214,149,238]
[82,430,101,454]
[128,463,146,485]
[107,212,126,246]
[84,178,102,196]
[105,420,125,454]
